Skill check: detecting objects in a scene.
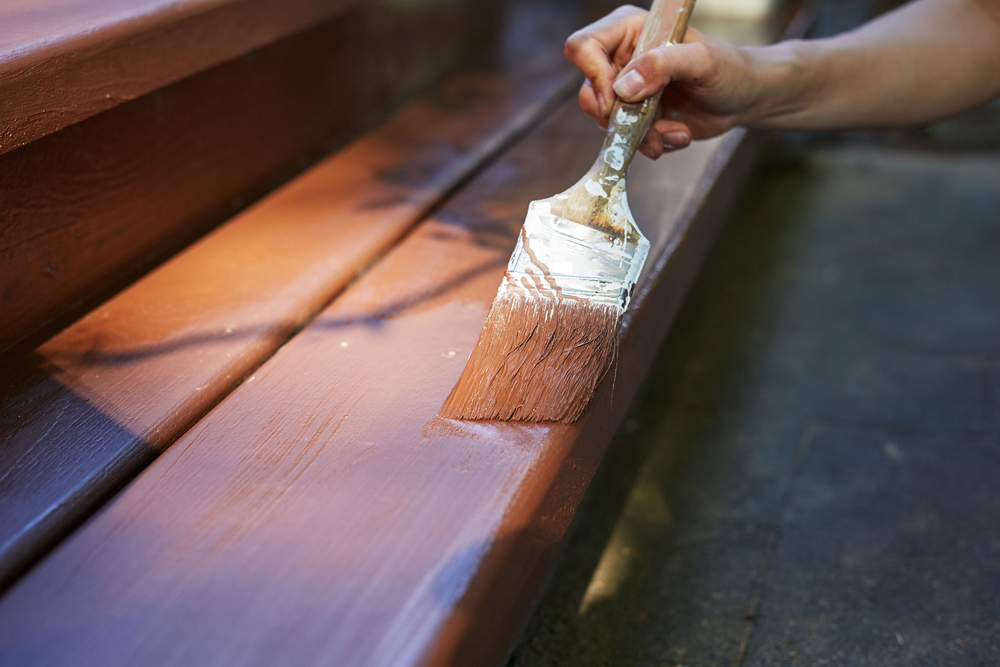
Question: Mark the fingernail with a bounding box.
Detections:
[596,91,607,116]
[663,131,690,148]
[613,70,645,99]
[645,136,662,159]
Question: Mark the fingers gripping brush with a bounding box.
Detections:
[441,0,696,423]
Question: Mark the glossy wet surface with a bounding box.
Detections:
[513,118,1000,666]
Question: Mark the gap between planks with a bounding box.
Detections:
[0,62,578,590]
[0,9,804,666]
[0,101,762,667]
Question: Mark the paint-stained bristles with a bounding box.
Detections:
[440,292,621,423]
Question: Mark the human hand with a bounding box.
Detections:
[564,5,760,158]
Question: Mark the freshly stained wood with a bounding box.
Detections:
[0,92,759,666]
[0,9,805,666]
[0,54,577,589]
[0,0,503,353]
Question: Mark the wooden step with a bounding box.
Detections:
[0,6,808,666]
[0,0,366,154]
[0,7,794,660]
[0,0,504,353]
[0,8,580,587]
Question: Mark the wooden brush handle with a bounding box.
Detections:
[596,0,696,180]
[634,0,695,56]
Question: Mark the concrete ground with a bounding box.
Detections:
[510,35,1000,667]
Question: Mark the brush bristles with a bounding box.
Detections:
[440,292,621,423]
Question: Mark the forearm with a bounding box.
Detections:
[741,0,1000,130]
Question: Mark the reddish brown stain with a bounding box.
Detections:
[0,0,511,354]
[0,95,759,666]
[0,51,575,587]
[0,7,801,666]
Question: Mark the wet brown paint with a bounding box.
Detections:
[0,7,800,666]
[433,129,769,667]
[0,96,761,667]
[441,0,695,424]
[0,42,576,588]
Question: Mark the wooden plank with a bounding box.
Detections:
[0,89,761,667]
[0,9,805,666]
[0,33,578,590]
[0,0,503,354]
[0,0,367,154]
[433,132,762,667]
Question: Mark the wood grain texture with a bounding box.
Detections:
[0,37,578,591]
[0,0,365,154]
[0,0,502,354]
[0,99,760,667]
[0,7,803,665]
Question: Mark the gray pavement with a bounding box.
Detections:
[511,106,1000,666]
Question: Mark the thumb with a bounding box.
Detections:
[613,41,711,102]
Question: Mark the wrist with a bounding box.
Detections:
[735,40,815,130]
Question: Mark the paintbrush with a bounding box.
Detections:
[441,0,696,423]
